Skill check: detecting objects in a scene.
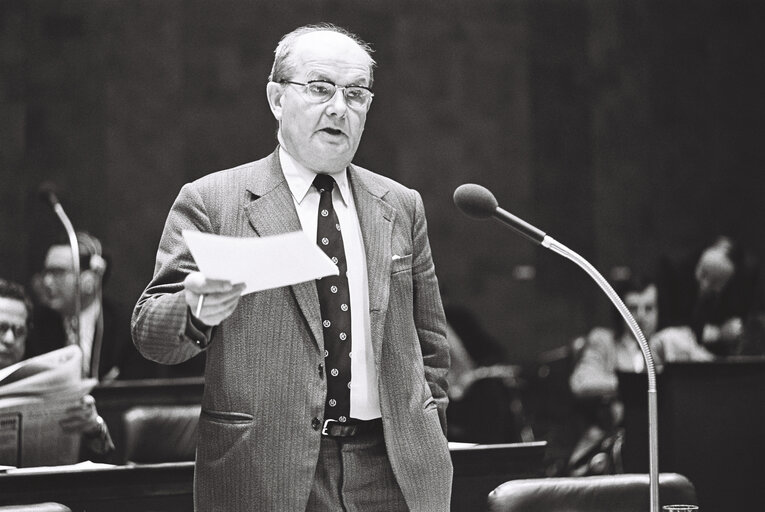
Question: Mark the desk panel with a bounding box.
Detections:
[619,359,765,512]
[0,442,545,511]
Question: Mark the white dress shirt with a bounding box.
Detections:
[279,145,381,420]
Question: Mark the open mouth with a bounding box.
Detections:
[320,128,343,136]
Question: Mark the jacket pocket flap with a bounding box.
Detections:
[201,409,254,424]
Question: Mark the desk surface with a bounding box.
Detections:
[0,442,546,511]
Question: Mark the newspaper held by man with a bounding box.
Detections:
[0,346,97,467]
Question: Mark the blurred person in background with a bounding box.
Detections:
[0,278,32,369]
[570,274,714,400]
[29,231,170,380]
[0,277,114,460]
[658,236,765,357]
[567,274,713,475]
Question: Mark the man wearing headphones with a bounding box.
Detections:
[28,231,143,380]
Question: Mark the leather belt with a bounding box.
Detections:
[321,418,383,438]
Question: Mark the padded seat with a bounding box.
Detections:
[121,404,200,463]
[487,473,698,512]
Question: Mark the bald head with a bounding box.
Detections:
[269,24,376,86]
[696,243,735,295]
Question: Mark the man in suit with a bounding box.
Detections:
[132,24,452,511]
[29,231,162,380]
[0,277,115,460]
[30,231,123,379]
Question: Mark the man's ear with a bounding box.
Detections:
[266,82,284,121]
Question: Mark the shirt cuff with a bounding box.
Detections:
[185,307,213,349]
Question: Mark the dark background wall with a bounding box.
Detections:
[2,0,764,363]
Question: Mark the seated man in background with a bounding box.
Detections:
[570,274,714,399]
[567,274,713,475]
[658,236,765,357]
[0,277,114,461]
[28,231,168,380]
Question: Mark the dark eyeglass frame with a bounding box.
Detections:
[278,79,374,109]
[0,321,27,339]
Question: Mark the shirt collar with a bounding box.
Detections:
[278,142,351,206]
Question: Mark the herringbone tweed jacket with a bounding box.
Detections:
[132,150,453,511]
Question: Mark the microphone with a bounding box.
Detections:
[453,184,546,245]
[453,183,661,512]
[38,181,61,209]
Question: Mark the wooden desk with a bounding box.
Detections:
[0,442,546,511]
[0,463,195,511]
[91,377,205,408]
[450,441,547,511]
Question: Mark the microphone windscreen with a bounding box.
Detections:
[38,181,59,206]
[453,184,498,219]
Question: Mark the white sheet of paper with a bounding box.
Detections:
[182,230,338,294]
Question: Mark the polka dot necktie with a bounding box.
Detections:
[313,174,352,423]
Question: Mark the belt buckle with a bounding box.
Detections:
[321,418,339,436]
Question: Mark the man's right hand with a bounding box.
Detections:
[183,272,246,326]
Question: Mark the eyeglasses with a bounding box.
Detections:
[279,80,374,110]
[0,322,27,339]
[38,268,76,280]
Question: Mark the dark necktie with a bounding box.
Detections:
[313,174,352,423]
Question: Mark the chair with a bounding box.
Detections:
[487,473,698,512]
[121,404,200,463]
[448,367,531,444]
[0,505,71,512]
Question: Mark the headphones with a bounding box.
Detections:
[77,232,107,276]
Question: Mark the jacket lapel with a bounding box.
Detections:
[243,151,324,351]
[348,166,395,360]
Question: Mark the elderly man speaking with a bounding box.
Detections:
[132,24,452,511]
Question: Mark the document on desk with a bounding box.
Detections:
[182,230,339,294]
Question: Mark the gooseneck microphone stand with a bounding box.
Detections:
[40,184,82,375]
[56,206,83,375]
[454,183,659,512]
[542,237,659,512]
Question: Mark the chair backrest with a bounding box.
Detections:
[121,404,200,464]
[487,473,698,512]
[0,504,71,512]
[448,371,528,444]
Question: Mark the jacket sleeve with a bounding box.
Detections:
[569,328,619,399]
[131,182,214,365]
[410,190,450,433]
